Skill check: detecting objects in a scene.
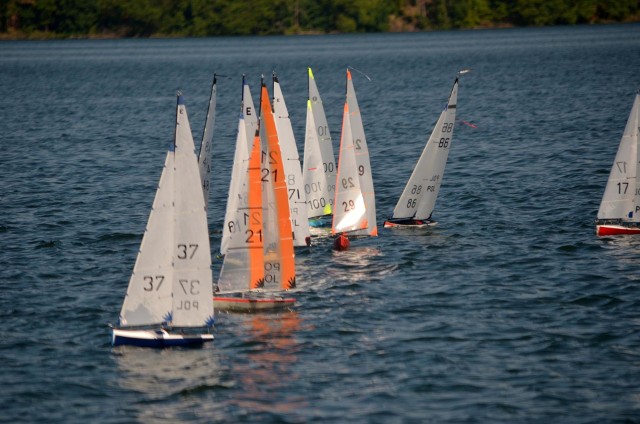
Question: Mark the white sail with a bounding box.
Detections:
[391,78,459,221]
[332,102,368,234]
[171,95,214,327]
[119,148,175,327]
[303,100,332,218]
[198,74,217,210]
[119,94,213,328]
[303,67,336,219]
[272,74,311,246]
[221,77,258,255]
[217,125,264,294]
[345,69,377,236]
[597,92,640,221]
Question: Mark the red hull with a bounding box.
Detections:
[596,225,640,236]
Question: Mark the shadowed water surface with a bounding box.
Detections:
[1,24,640,422]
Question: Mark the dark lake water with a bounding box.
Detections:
[2,24,640,423]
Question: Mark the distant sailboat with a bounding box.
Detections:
[215,80,296,312]
[272,73,311,247]
[384,75,460,228]
[112,93,214,347]
[596,90,640,236]
[303,67,336,228]
[221,75,258,256]
[197,74,217,210]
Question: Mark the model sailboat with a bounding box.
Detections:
[303,67,337,228]
[272,73,311,246]
[384,75,460,228]
[596,90,640,236]
[215,80,296,312]
[331,69,377,248]
[345,69,377,237]
[112,94,214,347]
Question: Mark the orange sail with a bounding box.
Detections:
[248,130,265,289]
[260,83,296,290]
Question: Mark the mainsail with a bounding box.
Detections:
[221,76,258,255]
[345,69,377,236]
[272,73,311,246]
[332,102,368,234]
[303,67,336,219]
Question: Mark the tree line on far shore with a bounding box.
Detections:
[1,0,638,39]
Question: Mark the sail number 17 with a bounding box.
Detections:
[618,182,629,194]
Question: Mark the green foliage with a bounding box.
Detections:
[0,0,637,38]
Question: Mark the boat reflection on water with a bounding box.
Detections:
[599,235,640,266]
[229,312,307,414]
[113,346,224,421]
[328,246,397,283]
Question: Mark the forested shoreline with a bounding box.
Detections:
[1,0,639,39]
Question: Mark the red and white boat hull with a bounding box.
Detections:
[596,224,640,236]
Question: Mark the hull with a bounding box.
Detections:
[214,296,296,313]
[112,328,214,348]
[596,224,640,236]
[383,219,436,229]
[309,215,332,228]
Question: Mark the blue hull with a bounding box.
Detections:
[112,328,214,348]
[309,215,332,228]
